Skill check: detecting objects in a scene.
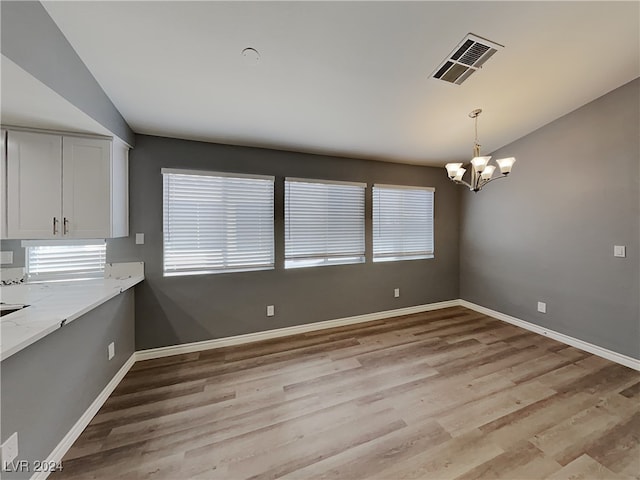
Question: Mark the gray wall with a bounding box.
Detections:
[0,1,135,146]
[0,240,24,267]
[108,135,460,350]
[0,289,135,479]
[460,78,640,359]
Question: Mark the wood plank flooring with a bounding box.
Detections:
[51,306,640,479]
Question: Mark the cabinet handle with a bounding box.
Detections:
[63,217,69,235]
[53,217,58,235]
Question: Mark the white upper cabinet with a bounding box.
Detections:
[3,129,129,239]
[62,136,111,238]
[7,131,63,239]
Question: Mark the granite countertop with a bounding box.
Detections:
[0,275,144,361]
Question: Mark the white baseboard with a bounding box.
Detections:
[135,300,460,361]
[31,353,137,480]
[460,300,640,371]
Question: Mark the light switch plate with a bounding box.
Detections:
[537,301,547,314]
[108,342,115,360]
[266,305,274,317]
[614,245,626,258]
[0,251,13,265]
[135,233,145,245]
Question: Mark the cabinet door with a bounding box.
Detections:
[7,131,62,239]
[62,136,112,238]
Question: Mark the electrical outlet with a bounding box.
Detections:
[394,288,400,298]
[537,302,547,314]
[108,342,115,360]
[0,251,13,265]
[614,245,626,258]
[135,233,145,245]
[266,305,274,317]
[1,432,18,465]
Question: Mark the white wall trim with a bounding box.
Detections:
[135,300,460,361]
[460,300,640,371]
[31,353,137,480]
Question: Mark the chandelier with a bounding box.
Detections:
[445,109,515,192]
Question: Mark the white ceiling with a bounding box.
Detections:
[16,2,640,165]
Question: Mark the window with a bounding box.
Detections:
[373,184,434,262]
[162,168,274,276]
[23,240,106,282]
[285,178,365,268]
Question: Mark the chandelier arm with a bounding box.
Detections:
[479,174,508,187]
[452,179,473,189]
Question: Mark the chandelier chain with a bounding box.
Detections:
[475,114,478,145]
[474,115,478,145]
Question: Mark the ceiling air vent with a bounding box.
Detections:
[431,33,503,85]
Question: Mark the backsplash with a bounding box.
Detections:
[0,240,25,267]
[0,267,25,285]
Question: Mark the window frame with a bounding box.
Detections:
[22,239,107,282]
[284,177,366,269]
[372,183,435,263]
[162,168,275,277]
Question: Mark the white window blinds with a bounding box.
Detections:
[373,184,434,262]
[162,169,274,276]
[285,178,365,268]
[24,240,106,282]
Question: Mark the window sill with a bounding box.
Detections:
[373,255,434,263]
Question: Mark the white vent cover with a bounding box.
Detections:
[431,33,503,85]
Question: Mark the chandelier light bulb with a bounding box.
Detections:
[471,156,491,173]
[445,162,463,178]
[496,157,516,175]
[481,165,496,180]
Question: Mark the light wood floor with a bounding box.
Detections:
[52,306,640,479]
